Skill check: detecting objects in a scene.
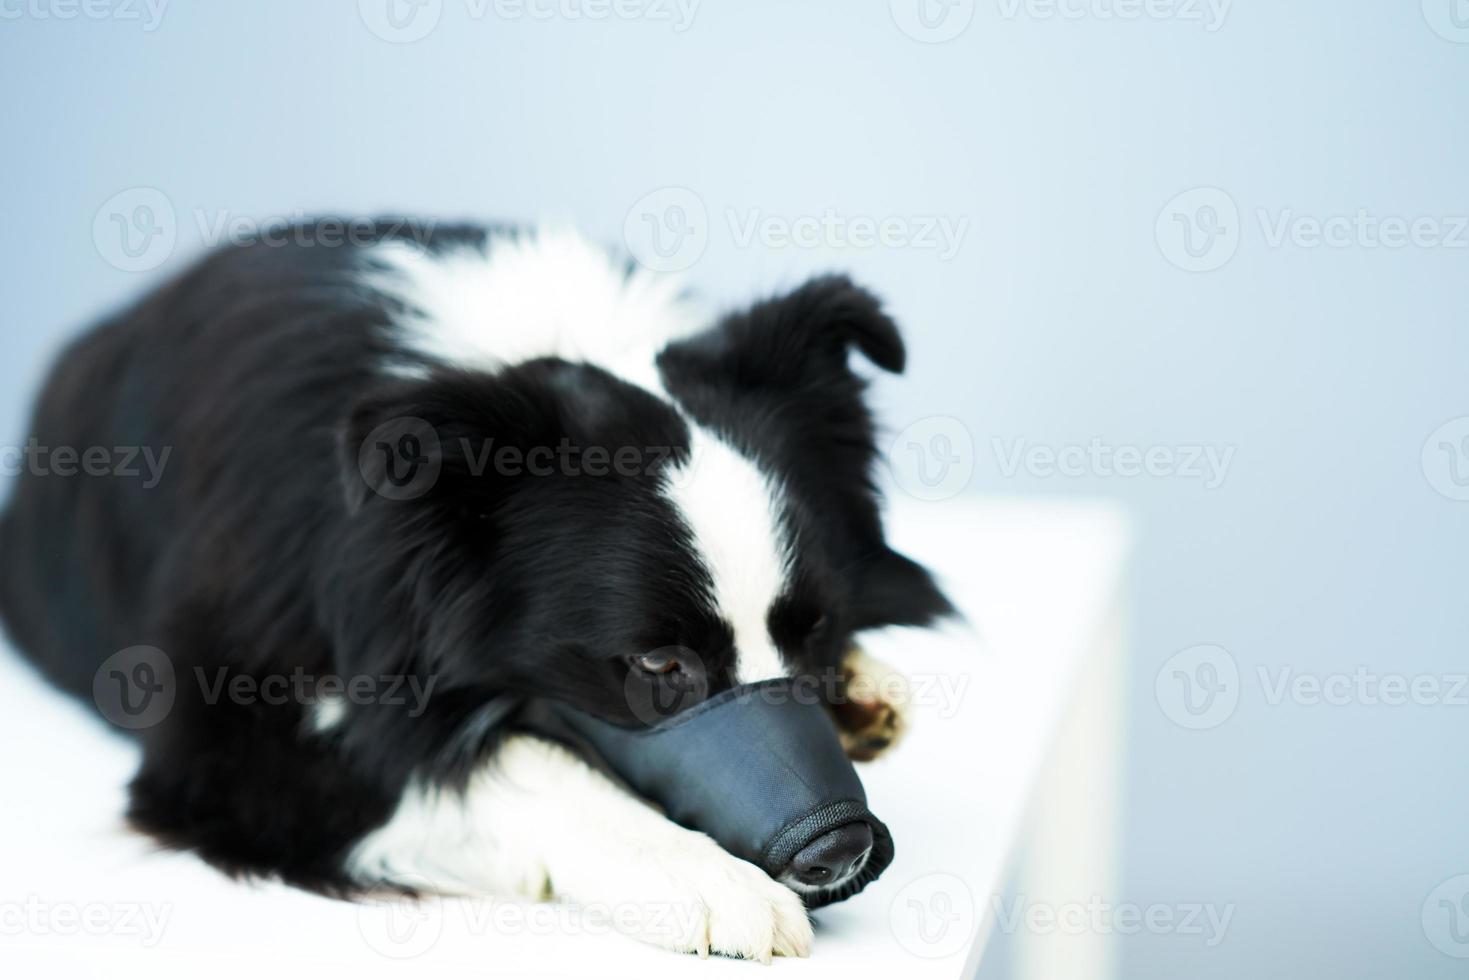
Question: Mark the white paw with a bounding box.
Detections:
[833,646,912,762]
[558,829,812,962]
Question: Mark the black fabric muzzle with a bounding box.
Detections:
[519,678,893,908]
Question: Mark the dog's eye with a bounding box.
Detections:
[632,652,682,675]
[809,614,830,637]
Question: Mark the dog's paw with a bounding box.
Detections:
[831,646,911,762]
[585,831,812,962]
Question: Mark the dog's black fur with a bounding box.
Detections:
[0,220,949,893]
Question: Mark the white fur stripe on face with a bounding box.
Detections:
[663,429,794,684]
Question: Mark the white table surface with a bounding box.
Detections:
[0,496,1131,979]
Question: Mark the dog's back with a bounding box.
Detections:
[0,315,153,699]
[0,219,468,706]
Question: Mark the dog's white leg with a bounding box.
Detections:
[347,734,812,961]
[832,646,913,762]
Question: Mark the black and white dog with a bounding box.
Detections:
[0,221,950,961]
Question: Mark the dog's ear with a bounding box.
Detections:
[337,373,482,515]
[658,275,905,393]
[336,367,560,516]
[657,279,951,631]
[849,546,954,630]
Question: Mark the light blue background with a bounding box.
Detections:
[2,2,1466,976]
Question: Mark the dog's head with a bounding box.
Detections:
[330,274,950,891]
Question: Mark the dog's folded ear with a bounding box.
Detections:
[850,545,954,630]
[658,275,906,391]
[336,372,493,515]
[656,275,953,633]
[340,382,433,514]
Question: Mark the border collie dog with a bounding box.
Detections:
[0,221,950,961]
